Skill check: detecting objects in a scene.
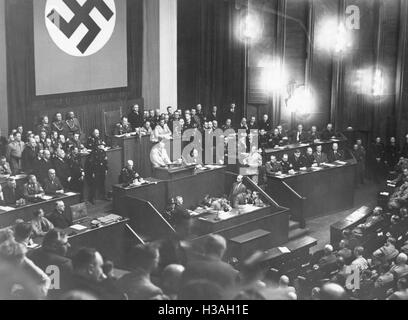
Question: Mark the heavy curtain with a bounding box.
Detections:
[177,0,245,116]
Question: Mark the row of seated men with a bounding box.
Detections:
[0,221,324,300]
[263,143,346,175]
[4,212,407,300]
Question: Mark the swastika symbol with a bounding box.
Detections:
[45,0,116,56]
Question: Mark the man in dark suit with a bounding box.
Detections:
[259,114,271,132]
[207,106,221,123]
[290,149,306,171]
[63,248,125,300]
[229,175,247,208]
[2,177,22,206]
[53,149,72,189]
[28,229,73,299]
[308,126,320,143]
[313,144,328,165]
[22,138,38,174]
[321,123,337,141]
[328,143,345,163]
[304,147,316,168]
[43,169,64,195]
[291,124,308,144]
[182,235,238,290]
[47,200,72,229]
[36,150,53,184]
[223,103,238,128]
[128,104,144,130]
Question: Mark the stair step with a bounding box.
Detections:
[289,220,301,231]
[288,228,310,242]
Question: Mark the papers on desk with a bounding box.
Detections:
[335,161,347,166]
[13,174,27,179]
[64,192,77,196]
[380,192,390,196]
[330,139,340,142]
[310,167,323,171]
[0,206,15,212]
[27,242,40,249]
[205,165,223,170]
[323,163,336,168]
[41,195,53,201]
[70,224,88,231]
[300,143,310,147]
[278,247,291,254]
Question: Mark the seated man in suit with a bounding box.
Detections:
[321,123,337,141]
[150,140,174,168]
[291,124,309,144]
[30,208,54,237]
[327,143,345,163]
[43,169,64,195]
[23,174,45,202]
[181,235,238,290]
[119,160,140,185]
[29,229,72,299]
[290,149,306,171]
[304,147,316,168]
[316,245,338,274]
[313,144,328,165]
[373,237,399,264]
[229,175,247,208]
[47,200,72,229]
[0,156,12,177]
[2,177,23,206]
[308,126,320,143]
[265,155,283,175]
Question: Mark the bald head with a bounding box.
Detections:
[204,234,227,259]
[320,283,347,300]
[162,264,185,295]
[279,275,290,287]
[396,253,408,265]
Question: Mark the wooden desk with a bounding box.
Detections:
[264,136,348,160]
[112,178,166,213]
[0,193,80,228]
[330,206,371,246]
[267,160,356,220]
[30,214,132,269]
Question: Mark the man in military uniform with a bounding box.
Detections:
[85,144,109,204]
[65,111,82,139]
[265,155,282,175]
[22,175,45,202]
[6,132,25,174]
[119,160,140,185]
[114,116,133,136]
[52,112,68,137]
[86,129,106,151]
[67,146,85,201]
[36,116,51,136]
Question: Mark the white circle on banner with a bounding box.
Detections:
[45,0,116,57]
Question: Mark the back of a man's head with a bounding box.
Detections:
[204,235,227,259]
[162,264,185,295]
[320,283,347,300]
[14,222,32,243]
[72,248,97,274]
[396,253,408,265]
[42,229,68,256]
[129,244,159,272]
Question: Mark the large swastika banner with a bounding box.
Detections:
[34,0,127,95]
